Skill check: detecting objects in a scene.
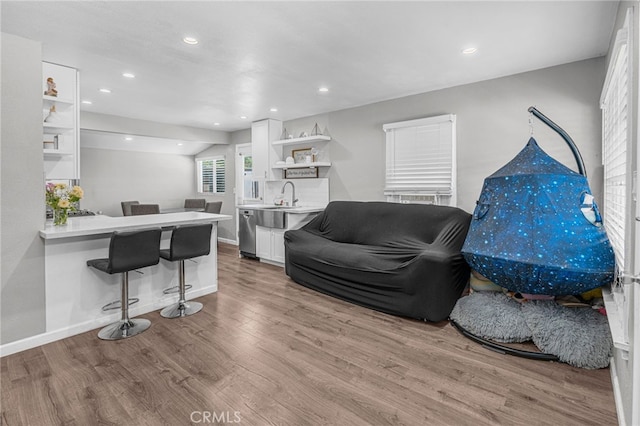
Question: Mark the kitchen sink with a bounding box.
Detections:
[255,208,286,229]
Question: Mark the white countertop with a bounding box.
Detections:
[40,212,232,240]
[237,204,325,214]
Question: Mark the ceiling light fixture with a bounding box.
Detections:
[124,137,133,141]
[99,88,111,93]
[122,72,135,78]
[183,37,198,45]
[213,122,221,126]
[318,87,329,93]
[270,108,278,112]
[81,100,92,105]
[462,47,478,55]
[177,143,184,146]
[240,116,247,119]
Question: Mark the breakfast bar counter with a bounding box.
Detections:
[32,212,231,353]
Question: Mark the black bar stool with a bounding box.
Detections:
[160,223,213,318]
[87,228,162,340]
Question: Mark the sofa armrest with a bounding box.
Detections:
[299,210,324,233]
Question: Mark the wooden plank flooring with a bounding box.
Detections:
[1,243,618,425]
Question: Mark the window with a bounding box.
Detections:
[383,114,456,206]
[197,156,225,194]
[600,9,632,345]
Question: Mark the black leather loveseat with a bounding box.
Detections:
[284,201,472,322]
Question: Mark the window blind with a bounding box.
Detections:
[601,21,630,279]
[600,9,632,344]
[383,114,456,205]
[197,156,225,194]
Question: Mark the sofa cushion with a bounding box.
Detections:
[311,201,468,247]
[286,229,418,272]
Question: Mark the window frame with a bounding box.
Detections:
[196,155,226,195]
[600,8,633,348]
[383,114,456,206]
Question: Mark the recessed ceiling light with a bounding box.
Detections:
[122,72,135,78]
[462,47,478,55]
[183,37,198,45]
[318,87,329,93]
[81,100,92,105]
[270,107,278,112]
[240,116,247,119]
[99,88,111,93]
[213,122,221,126]
[177,143,184,146]
[124,137,133,141]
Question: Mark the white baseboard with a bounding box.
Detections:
[0,286,217,358]
[609,356,627,426]
[218,237,237,245]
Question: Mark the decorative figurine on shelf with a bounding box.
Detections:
[44,77,58,97]
[311,123,322,136]
[44,105,59,123]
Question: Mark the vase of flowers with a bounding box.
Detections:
[46,183,84,225]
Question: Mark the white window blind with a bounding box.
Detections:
[197,156,225,194]
[383,114,456,206]
[600,9,632,345]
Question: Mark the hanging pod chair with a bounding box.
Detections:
[461,107,615,296]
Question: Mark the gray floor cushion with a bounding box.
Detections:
[521,301,613,369]
[449,292,532,343]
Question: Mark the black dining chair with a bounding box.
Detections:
[121,200,139,216]
[130,204,160,215]
[86,228,162,340]
[184,199,206,209]
[204,201,222,214]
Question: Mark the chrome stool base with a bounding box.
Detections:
[161,301,203,319]
[98,318,151,340]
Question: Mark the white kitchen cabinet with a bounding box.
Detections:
[256,225,285,264]
[251,119,283,181]
[42,62,79,180]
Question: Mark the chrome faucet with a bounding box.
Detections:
[281,181,298,207]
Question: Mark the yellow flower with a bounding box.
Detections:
[70,186,84,198]
[54,183,67,190]
[58,199,70,208]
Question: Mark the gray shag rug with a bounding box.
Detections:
[450,292,613,369]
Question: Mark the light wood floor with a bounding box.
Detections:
[2,243,618,425]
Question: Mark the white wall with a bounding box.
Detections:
[80,148,197,217]
[1,33,46,345]
[196,129,251,241]
[282,58,605,214]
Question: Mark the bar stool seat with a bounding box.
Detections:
[87,228,162,340]
[160,223,213,318]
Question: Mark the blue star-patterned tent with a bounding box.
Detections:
[461,137,615,295]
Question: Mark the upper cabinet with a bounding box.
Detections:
[252,118,283,181]
[42,62,79,180]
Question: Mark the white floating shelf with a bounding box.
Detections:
[44,149,74,157]
[272,135,331,146]
[43,95,74,105]
[43,123,74,132]
[272,162,331,169]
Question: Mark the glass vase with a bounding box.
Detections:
[53,208,68,226]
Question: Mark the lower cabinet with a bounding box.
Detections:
[256,226,286,264]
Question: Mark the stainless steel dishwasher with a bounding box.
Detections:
[238,208,258,258]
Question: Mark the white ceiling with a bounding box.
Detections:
[2,1,618,133]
